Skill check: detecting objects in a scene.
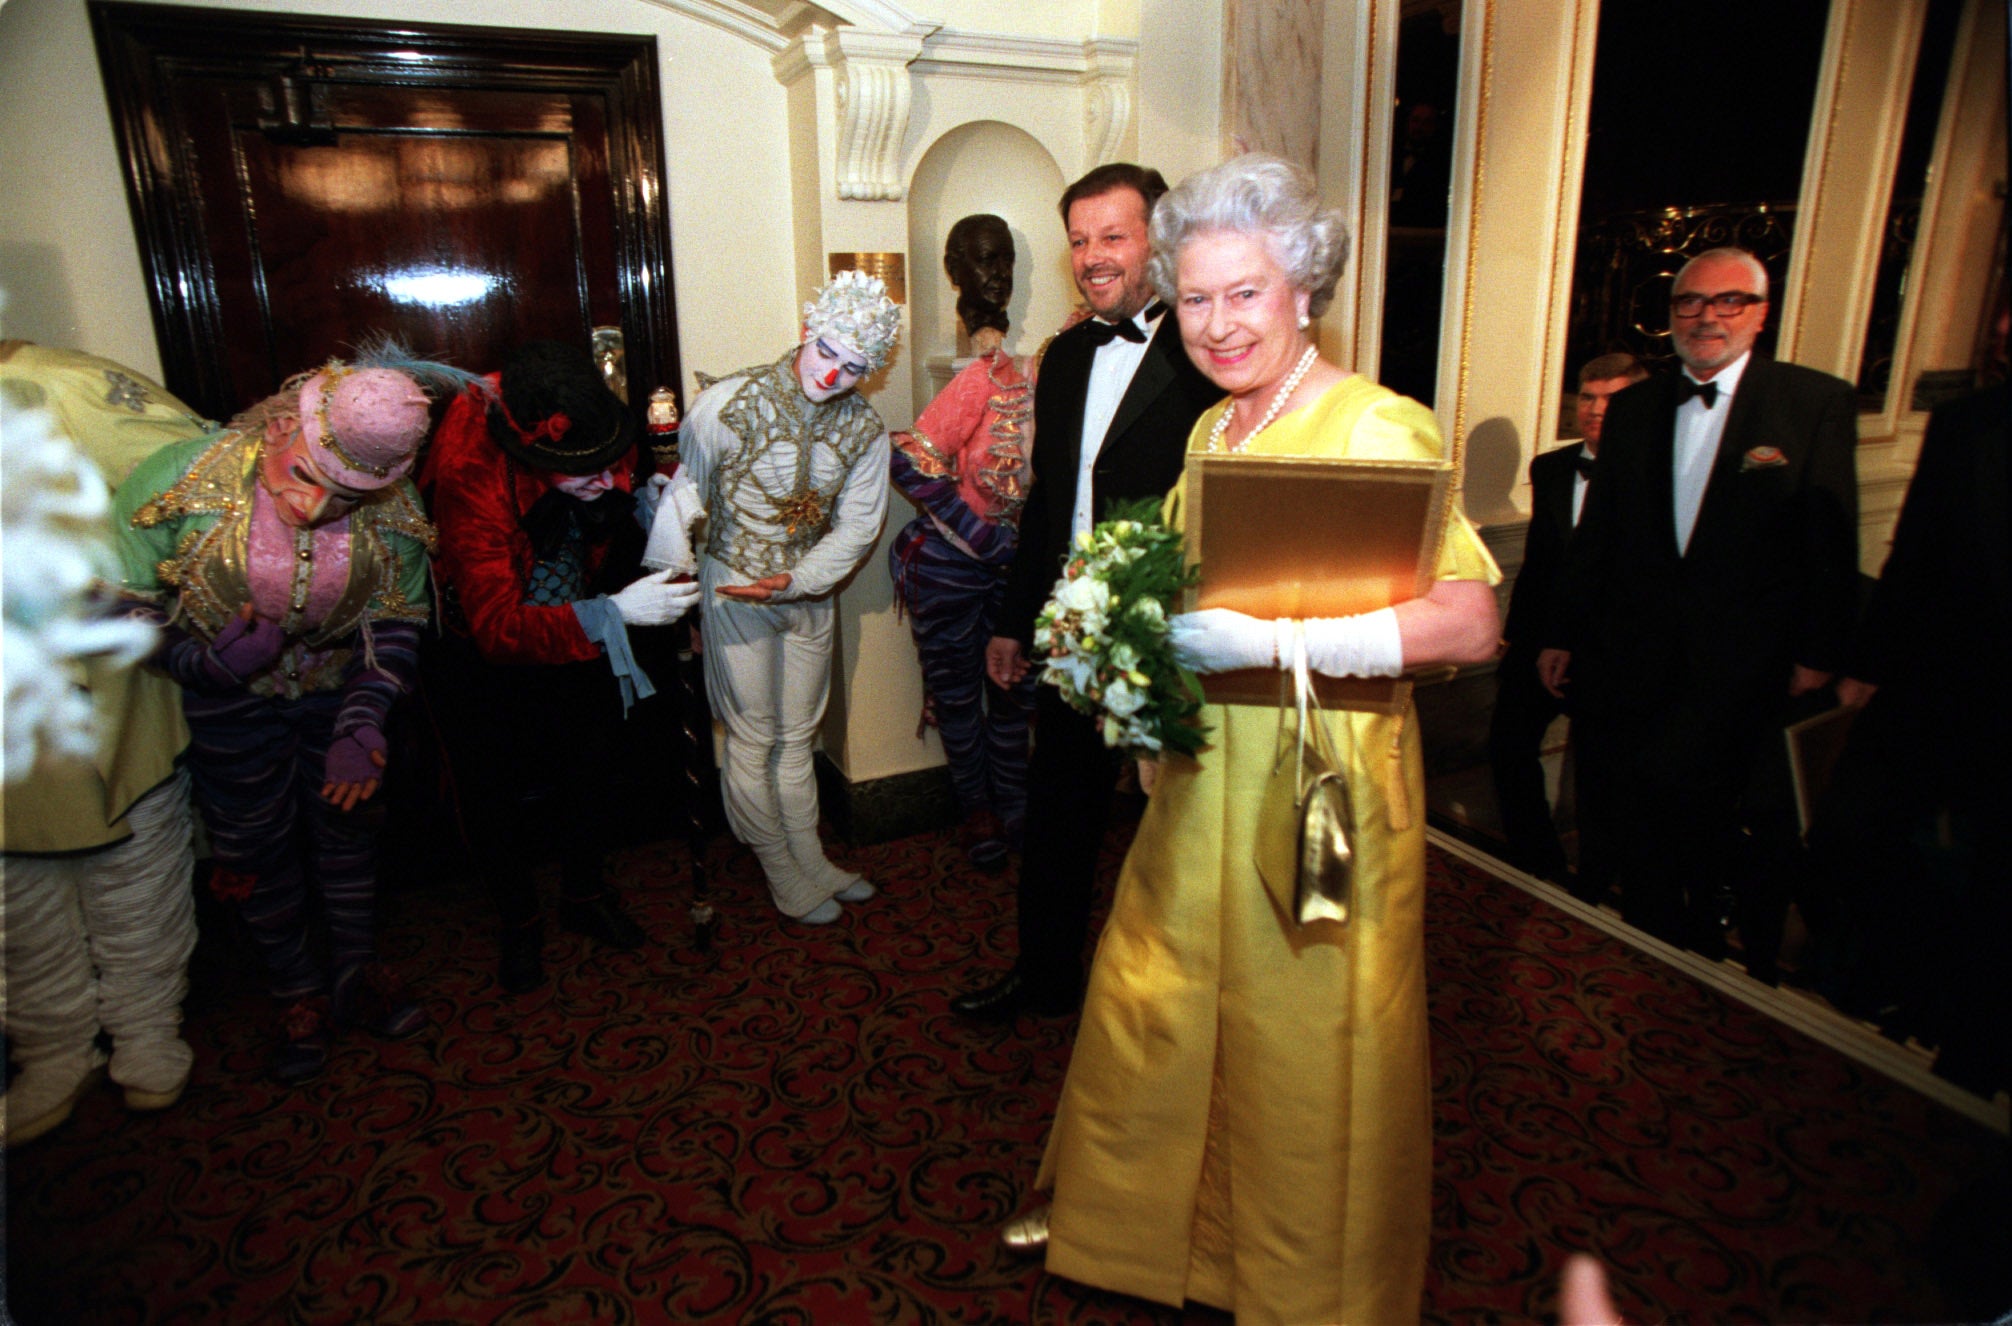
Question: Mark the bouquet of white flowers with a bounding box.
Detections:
[1033,498,1208,756]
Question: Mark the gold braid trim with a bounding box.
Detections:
[129,431,253,529]
[895,423,958,478]
[136,431,260,641]
[973,354,1032,519]
[365,481,438,554]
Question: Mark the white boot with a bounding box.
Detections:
[751,839,838,921]
[3,1046,108,1148]
[785,826,874,901]
[3,855,104,1142]
[110,1037,194,1111]
[82,774,198,1112]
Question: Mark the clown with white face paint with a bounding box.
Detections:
[424,339,700,995]
[680,270,900,922]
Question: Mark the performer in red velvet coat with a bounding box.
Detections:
[425,341,698,992]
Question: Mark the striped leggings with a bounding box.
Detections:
[183,690,380,1001]
[891,518,1036,827]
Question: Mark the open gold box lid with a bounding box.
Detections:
[1182,451,1455,712]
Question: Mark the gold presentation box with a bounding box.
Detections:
[1183,452,1454,713]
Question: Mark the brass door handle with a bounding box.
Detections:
[591,325,627,403]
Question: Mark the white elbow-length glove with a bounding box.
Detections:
[1302,608,1404,678]
[609,568,700,626]
[1167,607,1403,677]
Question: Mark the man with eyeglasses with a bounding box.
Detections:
[1537,247,1858,980]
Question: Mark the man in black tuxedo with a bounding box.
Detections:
[1488,352,1645,895]
[1538,247,1858,973]
[951,163,1219,1022]
[1806,377,2009,1093]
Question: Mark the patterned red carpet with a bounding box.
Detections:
[3,813,2002,1324]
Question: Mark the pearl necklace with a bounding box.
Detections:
[1206,344,1319,453]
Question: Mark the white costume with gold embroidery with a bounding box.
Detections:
[682,351,890,917]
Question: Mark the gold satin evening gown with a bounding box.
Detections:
[1036,376,1500,1325]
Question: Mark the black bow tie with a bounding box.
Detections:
[1574,453,1597,478]
[1081,318,1144,347]
[1081,303,1163,348]
[1674,377,1721,409]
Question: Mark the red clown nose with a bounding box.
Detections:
[821,367,842,389]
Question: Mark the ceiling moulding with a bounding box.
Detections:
[631,0,936,53]
[772,24,1140,200]
[910,31,1139,85]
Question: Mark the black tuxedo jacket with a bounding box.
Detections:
[999,313,1219,645]
[1500,444,1582,664]
[1545,357,1859,716]
[1848,382,2010,781]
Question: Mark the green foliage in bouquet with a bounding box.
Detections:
[1032,497,1210,756]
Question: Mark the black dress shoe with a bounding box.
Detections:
[951,970,1077,1022]
[559,894,645,950]
[498,918,547,994]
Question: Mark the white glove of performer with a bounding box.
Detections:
[610,568,700,627]
[641,469,706,575]
[1166,608,1283,674]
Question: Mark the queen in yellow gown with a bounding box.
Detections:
[1032,154,1501,1325]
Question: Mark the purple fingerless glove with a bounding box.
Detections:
[324,726,387,786]
[205,612,287,685]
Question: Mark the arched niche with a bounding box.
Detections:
[904,120,1069,408]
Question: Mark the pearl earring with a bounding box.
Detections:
[1297,314,1310,330]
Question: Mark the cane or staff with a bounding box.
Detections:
[648,387,718,952]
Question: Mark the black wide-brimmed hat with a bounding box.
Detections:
[487,340,635,475]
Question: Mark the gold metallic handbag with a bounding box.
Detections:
[1254,628,1355,927]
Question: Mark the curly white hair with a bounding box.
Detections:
[1147,154,1352,319]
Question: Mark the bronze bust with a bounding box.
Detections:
[944,213,1014,342]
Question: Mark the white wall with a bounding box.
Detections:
[0,0,165,374]
[1138,0,1225,185]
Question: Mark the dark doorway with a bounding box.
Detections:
[90,2,681,423]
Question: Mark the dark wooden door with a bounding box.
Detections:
[91,3,680,425]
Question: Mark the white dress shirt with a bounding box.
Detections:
[1672,350,1752,553]
[1571,443,1593,526]
[1070,305,1163,541]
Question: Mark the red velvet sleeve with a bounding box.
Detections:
[427,385,600,665]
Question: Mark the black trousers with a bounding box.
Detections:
[1487,655,1570,879]
[1012,687,1121,1001]
[1574,683,1804,974]
[429,634,630,926]
[1803,693,2011,1092]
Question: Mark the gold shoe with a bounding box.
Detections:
[1000,1205,1051,1254]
